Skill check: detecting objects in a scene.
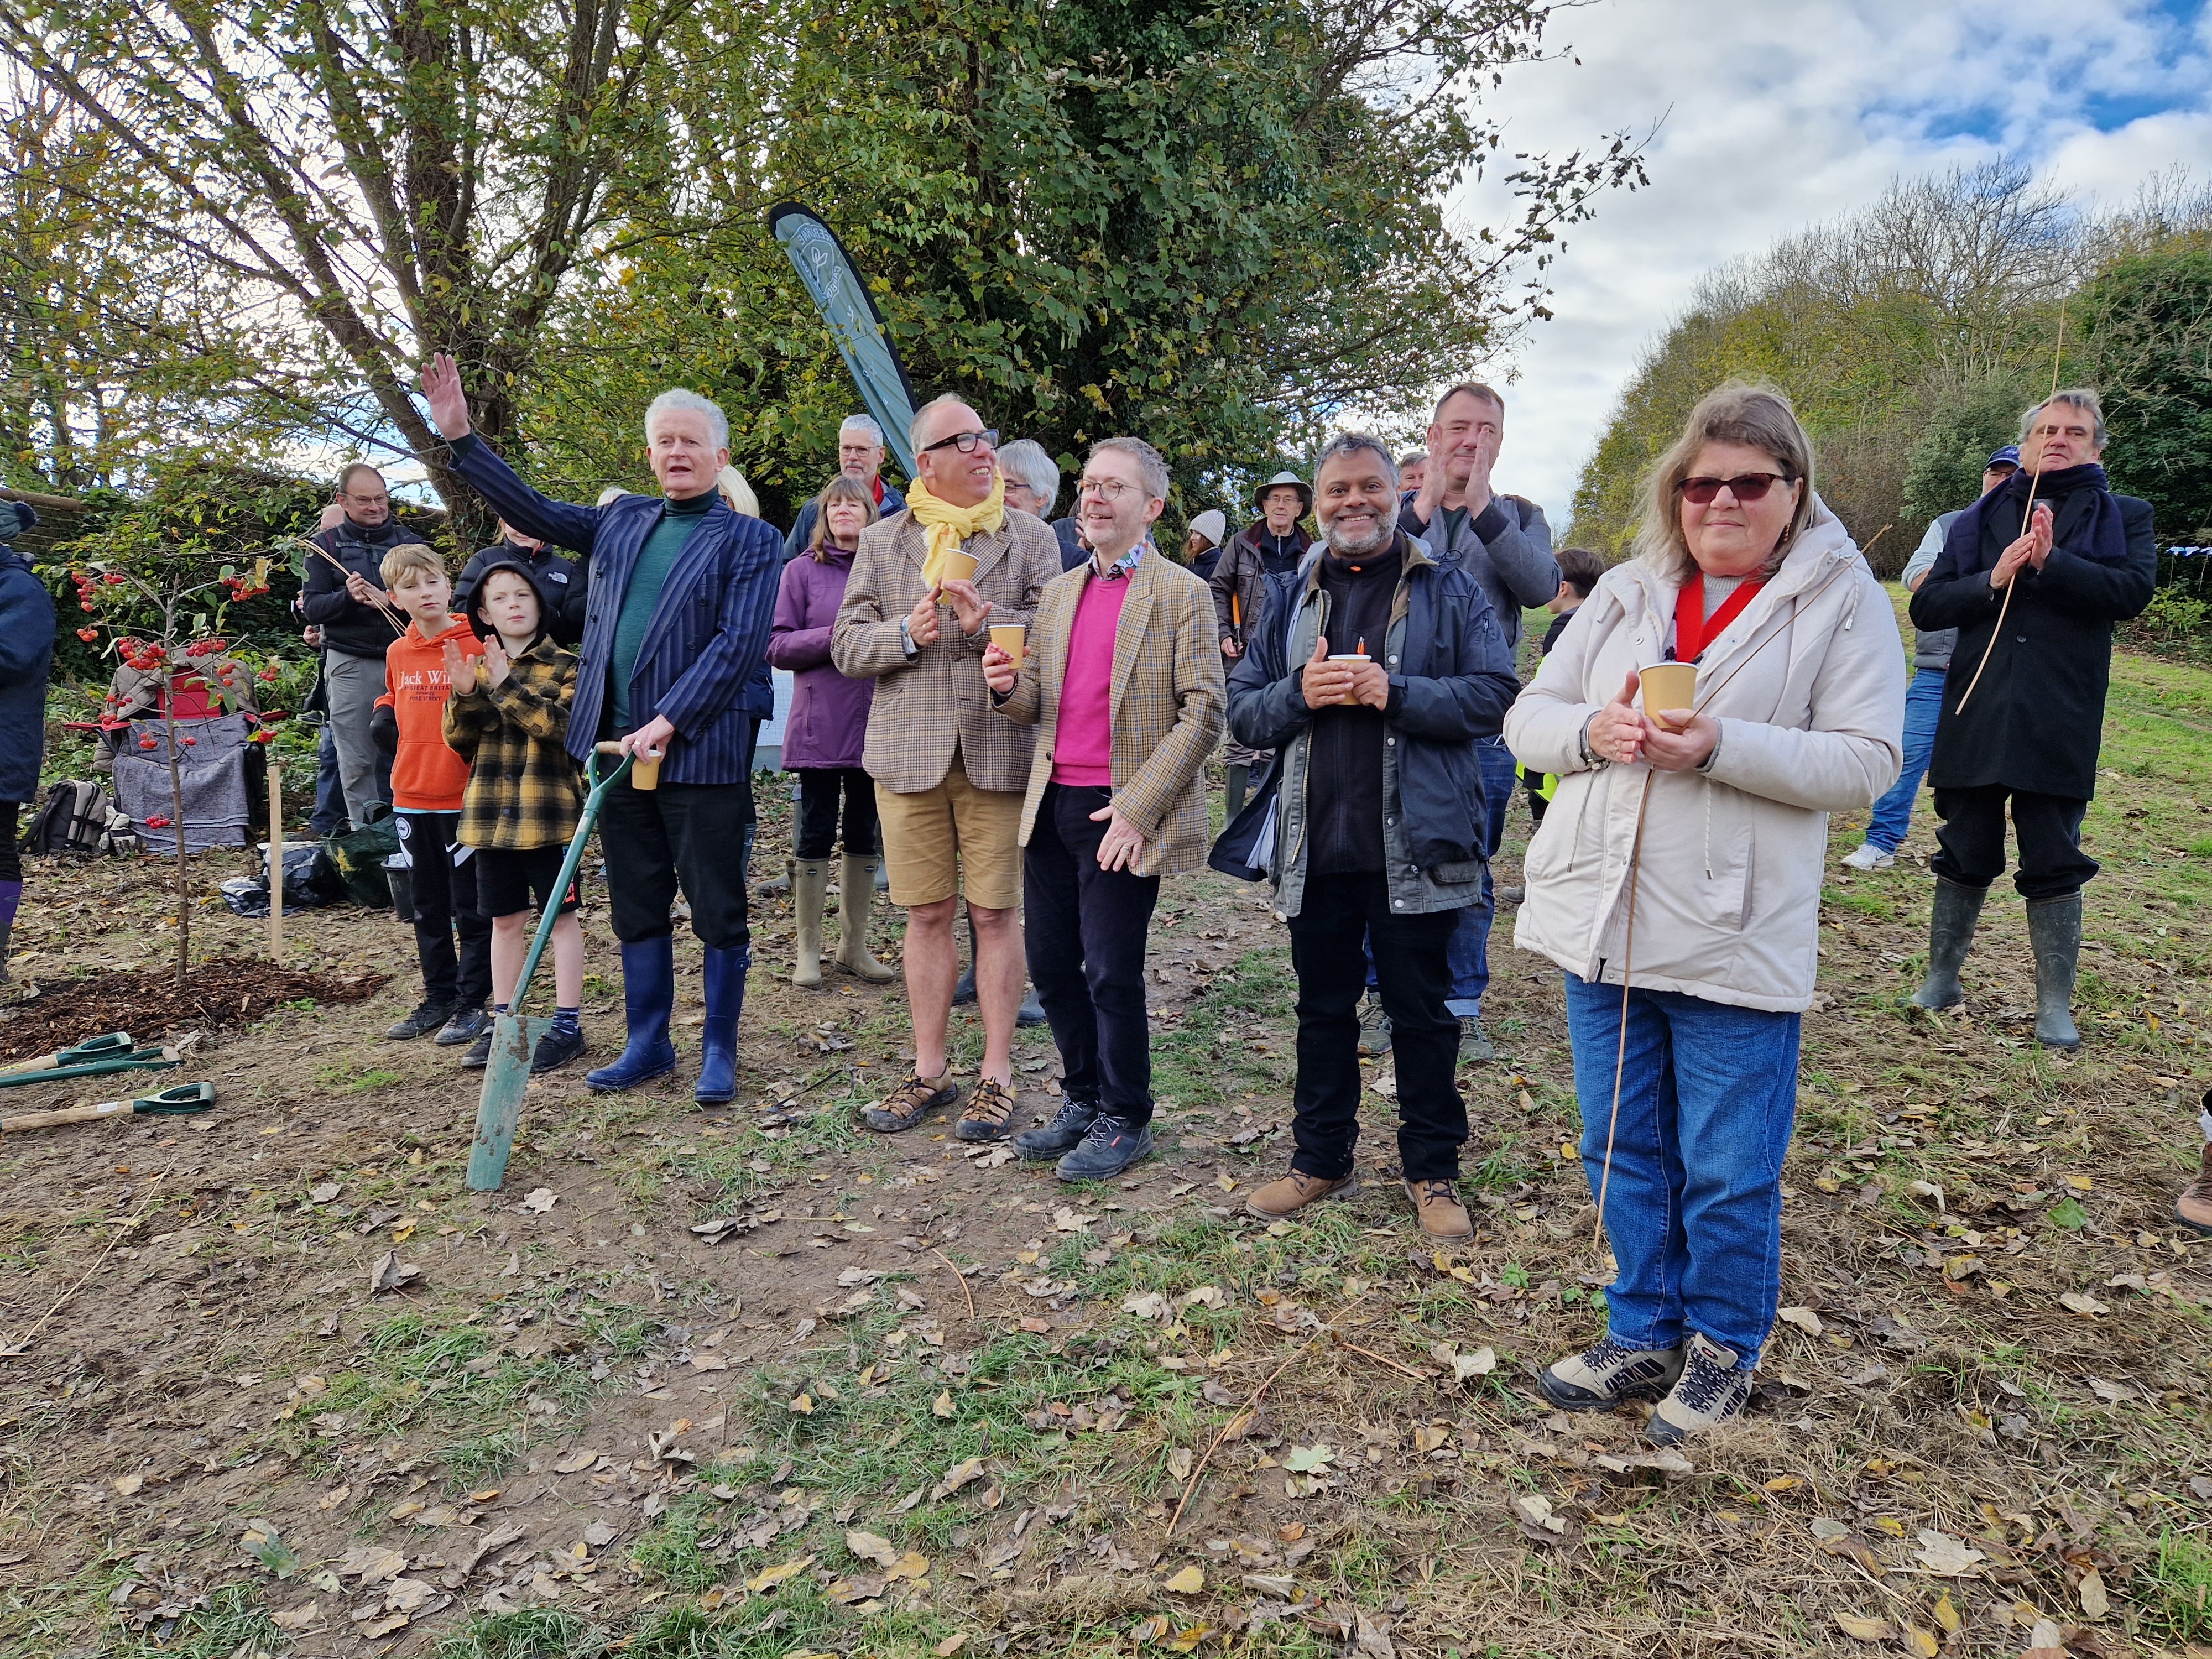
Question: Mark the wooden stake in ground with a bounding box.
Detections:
[267,762,283,960]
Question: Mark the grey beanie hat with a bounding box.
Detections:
[1187,509,1228,547]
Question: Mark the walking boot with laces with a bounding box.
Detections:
[1056,1113,1153,1182]
[833,855,896,981]
[1540,1337,1686,1412]
[2027,891,2082,1050]
[1907,877,1986,1011]
[789,859,830,989]
[2175,1099,2212,1234]
[1246,1168,1355,1219]
[1403,1176,1473,1242]
[1356,993,1392,1056]
[586,937,677,1092]
[1015,1091,1100,1161]
[695,945,747,1104]
[1648,1333,1754,1444]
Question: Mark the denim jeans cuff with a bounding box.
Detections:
[1444,999,1481,1019]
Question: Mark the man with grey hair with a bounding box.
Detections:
[784,414,907,560]
[1399,451,1428,495]
[1216,434,1519,1241]
[418,356,783,1104]
[1909,387,2154,1058]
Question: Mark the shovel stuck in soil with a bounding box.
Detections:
[2,1081,217,1133]
[467,744,633,1192]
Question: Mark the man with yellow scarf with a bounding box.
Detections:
[832,395,1065,1140]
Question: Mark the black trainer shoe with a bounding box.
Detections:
[436,1005,492,1047]
[1540,1335,1687,1411]
[461,1022,497,1070]
[1055,1114,1153,1182]
[387,999,456,1041]
[1014,1093,1101,1161]
[1356,993,1392,1056]
[532,1024,587,1073]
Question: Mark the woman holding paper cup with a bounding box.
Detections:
[1503,384,1903,1442]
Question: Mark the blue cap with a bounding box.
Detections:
[1985,445,2020,471]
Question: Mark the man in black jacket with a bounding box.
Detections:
[300,463,411,827]
[455,522,581,643]
[1906,389,2154,1050]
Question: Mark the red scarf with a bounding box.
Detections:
[1673,572,1765,664]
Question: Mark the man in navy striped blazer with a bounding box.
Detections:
[420,353,781,1105]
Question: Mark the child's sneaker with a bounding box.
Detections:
[532,1024,587,1073]
[1540,1336,1686,1411]
[1648,1333,1754,1443]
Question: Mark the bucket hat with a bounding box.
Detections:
[1252,471,1312,513]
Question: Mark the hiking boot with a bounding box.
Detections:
[1403,1176,1474,1242]
[2177,1114,2212,1235]
[860,1071,958,1134]
[1246,1169,1355,1219]
[1015,1092,1101,1161]
[1841,841,1895,871]
[1496,884,1525,905]
[1540,1337,1687,1412]
[461,1022,497,1070]
[387,998,456,1041]
[1056,1114,1153,1182]
[533,1023,587,1074]
[437,1005,492,1047]
[955,1077,1019,1142]
[2027,893,2082,1050]
[1648,1333,1754,1443]
[1356,993,1391,1056]
[1457,1016,1495,1063]
[1907,878,1985,1011]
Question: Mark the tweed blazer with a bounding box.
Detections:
[831,505,1062,794]
[994,549,1225,877]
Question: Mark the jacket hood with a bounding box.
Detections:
[406,613,478,648]
[1623,497,1860,612]
[464,555,560,643]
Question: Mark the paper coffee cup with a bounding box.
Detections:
[630,749,663,791]
[989,623,1027,669]
[1639,662,1698,731]
[1329,653,1369,706]
[938,549,979,587]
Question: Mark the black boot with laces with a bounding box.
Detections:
[1014,1092,1100,1161]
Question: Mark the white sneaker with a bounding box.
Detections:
[1841,842,1895,871]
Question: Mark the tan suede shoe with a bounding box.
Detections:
[2177,1140,2212,1235]
[1246,1170,1355,1219]
[1403,1177,1474,1242]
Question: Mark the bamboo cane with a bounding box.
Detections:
[267,763,283,961]
[308,546,408,635]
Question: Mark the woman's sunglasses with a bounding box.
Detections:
[1677,472,1796,505]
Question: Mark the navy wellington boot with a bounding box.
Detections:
[695,945,748,1104]
[586,936,677,1092]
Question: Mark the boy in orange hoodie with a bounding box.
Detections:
[371,543,491,1047]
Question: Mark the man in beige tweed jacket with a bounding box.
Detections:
[981,437,1224,1181]
[831,396,1063,1142]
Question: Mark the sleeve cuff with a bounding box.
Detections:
[449,431,481,462]
[1473,500,1512,544]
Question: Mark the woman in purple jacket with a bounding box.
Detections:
[769,476,894,987]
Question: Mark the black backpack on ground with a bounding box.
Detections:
[18,780,139,856]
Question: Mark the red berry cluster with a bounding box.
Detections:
[69,570,100,613]
[222,571,271,601]
[116,639,170,672]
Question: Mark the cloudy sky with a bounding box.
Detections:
[1458,0,2212,530]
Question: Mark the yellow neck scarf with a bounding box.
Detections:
[907,473,1006,588]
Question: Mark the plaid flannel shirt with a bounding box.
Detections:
[442,637,583,850]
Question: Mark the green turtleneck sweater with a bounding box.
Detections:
[607,490,715,732]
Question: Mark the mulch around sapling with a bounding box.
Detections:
[0,956,389,1060]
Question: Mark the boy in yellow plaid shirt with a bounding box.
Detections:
[441,557,588,1072]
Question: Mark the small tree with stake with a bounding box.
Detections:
[63,553,278,989]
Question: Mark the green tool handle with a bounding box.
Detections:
[508,746,633,1019]
[0,1032,133,1077]
[0,1049,180,1089]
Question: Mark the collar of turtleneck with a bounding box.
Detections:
[662,489,716,517]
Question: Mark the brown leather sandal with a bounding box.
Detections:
[955,1077,1018,1142]
[860,1071,959,1134]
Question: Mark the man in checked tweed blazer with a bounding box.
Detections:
[981,437,1224,1180]
[831,396,1064,1143]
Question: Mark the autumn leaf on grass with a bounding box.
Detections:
[1833,1613,1890,1642]
[885,1550,930,1582]
[1164,1564,1204,1594]
[519,1186,558,1214]
[930,1457,987,1500]
[1776,1306,1824,1337]
[845,1530,899,1568]
[1412,1423,1451,1453]
[1899,1623,1938,1657]
[1122,1291,1172,1321]
[2059,1291,2110,1317]
[787,1392,814,1414]
[552,1448,600,1474]
[1167,1447,1194,1481]
[933,1391,955,1419]
[745,1554,814,1593]
[1913,1531,1984,1577]
[1282,1444,1334,1473]
[2078,1568,2109,1618]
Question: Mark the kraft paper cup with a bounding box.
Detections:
[630,749,663,791]
[989,623,1027,669]
[1639,662,1698,731]
[1328,653,1370,706]
[938,549,979,587]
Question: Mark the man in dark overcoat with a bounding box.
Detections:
[1905,388,2154,1050]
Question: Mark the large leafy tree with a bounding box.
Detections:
[2078,243,2212,542]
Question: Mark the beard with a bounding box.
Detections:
[1323,503,1392,557]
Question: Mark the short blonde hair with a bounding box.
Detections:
[380,542,446,587]
[1635,384,1815,582]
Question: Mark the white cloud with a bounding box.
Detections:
[1448,0,2212,530]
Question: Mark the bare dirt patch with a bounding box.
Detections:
[0,958,389,1061]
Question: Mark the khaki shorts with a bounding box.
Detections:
[875,752,1024,910]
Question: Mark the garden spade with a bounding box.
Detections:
[2,1081,216,1134]
[0,1032,134,1076]
[467,744,633,1192]
[0,1041,191,1089]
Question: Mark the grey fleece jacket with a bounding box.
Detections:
[1396,492,1558,651]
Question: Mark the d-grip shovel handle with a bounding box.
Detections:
[593,738,654,791]
[1,1081,215,1133]
[0,1032,134,1077]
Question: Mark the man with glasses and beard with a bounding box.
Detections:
[833,397,1063,1144]
[1216,434,1519,1242]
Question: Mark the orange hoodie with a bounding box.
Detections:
[378,616,483,811]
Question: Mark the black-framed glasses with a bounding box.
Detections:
[919,427,999,455]
[1677,472,1795,505]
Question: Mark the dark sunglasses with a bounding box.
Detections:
[920,427,999,455]
[1678,472,1795,505]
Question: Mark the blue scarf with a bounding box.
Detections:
[1940,462,2128,577]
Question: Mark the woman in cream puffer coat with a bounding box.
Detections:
[1504,384,1903,1443]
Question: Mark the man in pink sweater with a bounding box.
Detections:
[983,438,1223,1180]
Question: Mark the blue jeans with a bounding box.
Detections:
[1562,972,1800,1361]
[1365,737,1518,1016]
[310,724,347,838]
[1863,667,1944,853]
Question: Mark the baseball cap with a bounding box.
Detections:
[1985,445,2021,471]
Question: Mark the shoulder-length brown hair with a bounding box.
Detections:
[809,473,880,560]
[1635,383,1817,582]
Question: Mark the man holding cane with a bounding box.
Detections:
[417,353,782,1103]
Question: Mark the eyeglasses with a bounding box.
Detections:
[919,427,999,455]
[1677,472,1795,505]
[1076,477,1142,502]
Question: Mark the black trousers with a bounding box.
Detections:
[1286,872,1465,1181]
[795,767,880,860]
[1024,783,1161,1125]
[398,810,492,1008]
[1931,785,2096,901]
[598,777,752,950]
[0,800,19,884]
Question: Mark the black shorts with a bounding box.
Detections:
[476,844,581,919]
